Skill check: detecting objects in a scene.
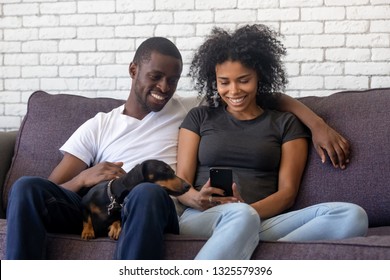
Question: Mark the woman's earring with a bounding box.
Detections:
[211,91,220,107]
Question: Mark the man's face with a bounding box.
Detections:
[130,52,182,117]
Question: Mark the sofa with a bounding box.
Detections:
[0,88,389,259]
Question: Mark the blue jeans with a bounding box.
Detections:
[259,202,368,241]
[6,176,178,260]
[178,202,368,259]
[179,203,261,260]
[113,183,179,259]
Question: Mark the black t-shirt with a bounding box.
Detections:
[180,105,310,204]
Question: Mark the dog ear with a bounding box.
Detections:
[113,163,145,191]
[123,163,145,186]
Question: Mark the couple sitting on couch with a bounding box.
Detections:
[6,24,368,260]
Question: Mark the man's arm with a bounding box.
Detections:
[278,94,350,169]
[48,152,125,192]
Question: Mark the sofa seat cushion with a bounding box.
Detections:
[0,219,389,259]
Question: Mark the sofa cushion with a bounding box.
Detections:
[3,91,125,210]
[0,218,388,259]
[294,88,390,227]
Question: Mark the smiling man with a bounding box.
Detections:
[6,37,199,260]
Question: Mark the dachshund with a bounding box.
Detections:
[81,159,190,240]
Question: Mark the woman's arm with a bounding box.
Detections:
[176,128,236,211]
[250,138,308,219]
[278,94,350,169]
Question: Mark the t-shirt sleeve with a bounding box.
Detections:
[59,116,99,166]
[179,95,201,112]
[280,112,311,144]
[179,106,205,135]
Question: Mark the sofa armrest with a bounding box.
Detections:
[0,130,18,218]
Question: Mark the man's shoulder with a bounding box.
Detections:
[92,104,124,121]
[172,94,201,111]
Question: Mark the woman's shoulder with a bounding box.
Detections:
[265,109,306,130]
[267,109,298,122]
[183,105,223,125]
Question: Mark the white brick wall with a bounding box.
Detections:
[1,0,390,131]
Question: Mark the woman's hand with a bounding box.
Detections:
[178,179,239,211]
[232,183,245,202]
[311,120,350,169]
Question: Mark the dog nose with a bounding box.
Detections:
[183,182,191,192]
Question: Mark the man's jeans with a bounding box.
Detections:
[6,177,178,260]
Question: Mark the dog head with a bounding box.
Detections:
[129,159,191,196]
[142,159,191,196]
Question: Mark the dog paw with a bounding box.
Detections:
[108,221,122,240]
[81,230,95,240]
[81,219,96,240]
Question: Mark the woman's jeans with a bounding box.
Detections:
[179,203,261,260]
[178,202,368,259]
[259,202,368,242]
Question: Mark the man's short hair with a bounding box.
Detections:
[133,37,182,64]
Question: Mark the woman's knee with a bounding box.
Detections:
[324,202,369,237]
[222,203,260,230]
[344,203,369,236]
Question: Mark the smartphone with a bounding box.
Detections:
[210,168,233,196]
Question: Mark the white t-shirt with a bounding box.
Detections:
[60,94,199,172]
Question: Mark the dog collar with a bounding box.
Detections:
[106,179,123,215]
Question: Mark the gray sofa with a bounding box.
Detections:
[0,88,389,259]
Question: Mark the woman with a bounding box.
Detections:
[176,24,368,258]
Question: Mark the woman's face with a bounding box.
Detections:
[215,60,260,118]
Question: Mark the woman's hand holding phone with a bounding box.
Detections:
[210,168,233,196]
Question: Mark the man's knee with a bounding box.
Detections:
[125,183,170,203]
[9,176,46,201]
[122,183,174,215]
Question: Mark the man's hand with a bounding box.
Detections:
[49,152,126,192]
[277,94,351,170]
[76,161,126,188]
[311,121,350,169]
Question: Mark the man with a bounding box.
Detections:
[6,37,350,260]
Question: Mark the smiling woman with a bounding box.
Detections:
[175,24,368,260]
[215,60,263,120]
[190,24,286,110]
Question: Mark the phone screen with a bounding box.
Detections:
[210,168,233,196]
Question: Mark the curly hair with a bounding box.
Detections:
[190,24,287,108]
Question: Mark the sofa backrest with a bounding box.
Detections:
[2,91,124,213]
[2,89,390,227]
[292,88,390,227]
